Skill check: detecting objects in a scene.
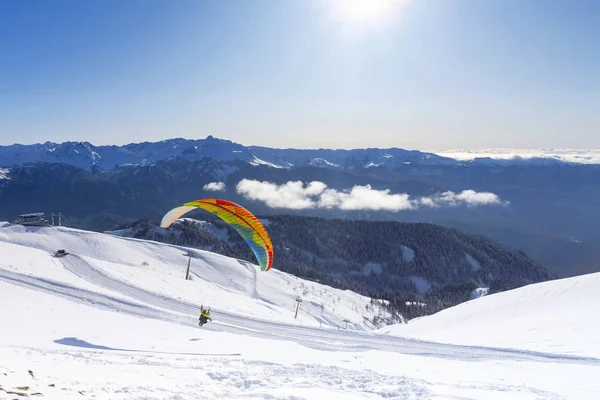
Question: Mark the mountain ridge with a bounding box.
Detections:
[2,135,565,172]
[3,136,597,173]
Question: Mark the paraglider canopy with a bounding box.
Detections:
[161,198,274,271]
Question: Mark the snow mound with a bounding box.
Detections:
[379,272,600,357]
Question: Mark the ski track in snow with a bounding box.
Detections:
[1,262,599,367]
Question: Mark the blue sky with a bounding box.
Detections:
[1,0,599,149]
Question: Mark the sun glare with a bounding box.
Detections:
[326,0,407,28]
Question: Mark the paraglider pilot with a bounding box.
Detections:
[199,305,212,326]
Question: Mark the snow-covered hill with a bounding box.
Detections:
[1,222,599,399]
[0,223,396,330]
[378,272,600,357]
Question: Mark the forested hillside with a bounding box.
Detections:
[109,215,555,320]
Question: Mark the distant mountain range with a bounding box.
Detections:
[0,135,587,172]
[0,135,463,171]
[1,136,599,278]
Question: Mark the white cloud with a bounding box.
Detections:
[452,190,506,206]
[203,182,226,191]
[236,180,323,210]
[236,180,507,211]
[318,185,415,211]
[420,190,507,207]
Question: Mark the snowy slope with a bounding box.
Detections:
[0,223,395,330]
[1,223,600,399]
[5,279,599,400]
[379,272,600,357]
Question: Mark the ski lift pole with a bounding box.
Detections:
[186,255,191,280]
[183,251,194,280]
[294,296,302,319]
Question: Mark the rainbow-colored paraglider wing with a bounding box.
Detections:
[160,199,274,271]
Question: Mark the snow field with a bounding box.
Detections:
[1,222,600,399]
[2,280,598,400]
[379,272,600,357]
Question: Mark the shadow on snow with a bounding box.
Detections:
[54,337,241,357]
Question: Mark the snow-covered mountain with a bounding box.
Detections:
[1,222,598,399]
[2,137,599,175]
[0,136,460,171]
[247,145,459,170]
[0,136,256,171]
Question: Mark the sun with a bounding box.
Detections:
[325,0,407,28]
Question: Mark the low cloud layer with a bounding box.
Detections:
[431,149,600,165]
[203,182,226,191]
[236,180,507,211]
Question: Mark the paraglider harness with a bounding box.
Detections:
[199,306,212,326]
